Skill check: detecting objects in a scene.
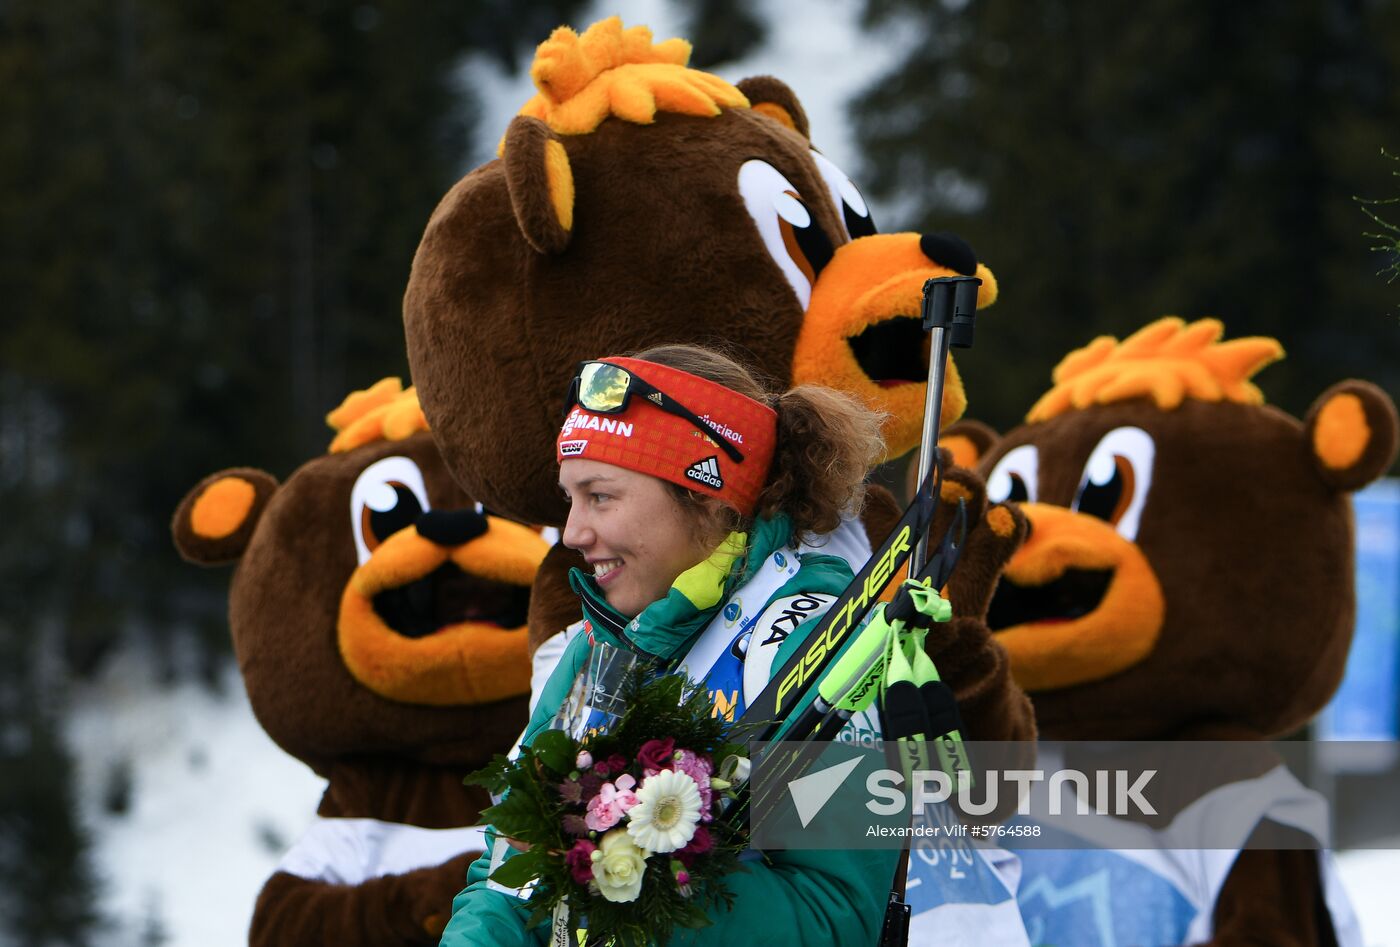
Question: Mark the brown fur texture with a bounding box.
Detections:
[404,69,994,528]
[173,427,545,944]
[503,116,572,254]
[959,323,1398,944]
[735,75,810,137]
[252,857,474,947]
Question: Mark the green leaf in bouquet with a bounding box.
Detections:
[649,673,685,708]
[676,899,713,930]
[531,728,577,775]
[482,767,556,843]
[463,753,513,795]
[488,846,547,888]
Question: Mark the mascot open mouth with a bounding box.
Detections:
[338,517,548,706]
[848,316,928,389]
[991,503,1165,692]
[792,234,996,459]
[986,568,1114,629]
[372,565,531,639]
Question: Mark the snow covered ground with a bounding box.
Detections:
[68,651,324,946]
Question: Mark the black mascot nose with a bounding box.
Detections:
[415,509,489,546]
[919,232,977,277]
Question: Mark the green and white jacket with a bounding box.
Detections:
[438,513,899,947]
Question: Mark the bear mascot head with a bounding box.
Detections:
[402,17,998,530]
[962,318,1398,740]
[173,379,549,945]
[948,317,1398,946]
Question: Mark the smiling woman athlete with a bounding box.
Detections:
[438,344,899,946]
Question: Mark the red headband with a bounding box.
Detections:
[556,357,778,516]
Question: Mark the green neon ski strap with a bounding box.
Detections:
[817,606,895,712]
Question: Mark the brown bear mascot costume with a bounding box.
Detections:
[173,379,548,945]
[948,318,1398,945]
[401,17,1032,751]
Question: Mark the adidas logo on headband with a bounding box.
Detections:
[685,456,724,489]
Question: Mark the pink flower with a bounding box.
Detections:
[669,859,694,897]
[576,751,593,771]
[673,750,714,819]
[565,840,597,885]
[584,774,639,832]
[637,738,676,773]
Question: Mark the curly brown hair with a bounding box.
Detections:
[630,343,884,543]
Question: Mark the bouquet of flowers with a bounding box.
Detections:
[467,657,749,946]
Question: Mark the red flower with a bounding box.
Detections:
[637,738,676,773]
[594,754,629,778]
[565,839,598,885]
[675,825,713,866]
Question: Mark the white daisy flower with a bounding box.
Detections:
[626,768,703,853]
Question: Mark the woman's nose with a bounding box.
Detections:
[561,505,593,551]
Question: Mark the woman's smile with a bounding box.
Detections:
[592,559,623,584]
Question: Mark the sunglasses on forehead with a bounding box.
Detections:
[566,360,746,464]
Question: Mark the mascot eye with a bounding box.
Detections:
[811,151,877,239]
[1072,427,1156,541]
[986,444,1038,504]
[350,456,430,564]
[739,159,836,308]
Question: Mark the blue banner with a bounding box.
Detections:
[1319,479,1400,743]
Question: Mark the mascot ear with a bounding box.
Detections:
[940,419,1001,470]
[172,468,279,565]
[503,115,574,255]
[735,76,811,140]
[1303,380,1399,492]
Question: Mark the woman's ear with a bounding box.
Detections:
[1304,380,1398,493]
[172,468,279,565]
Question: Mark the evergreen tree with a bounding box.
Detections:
[853,0,1400,431]
[0,0,585,671]
[0,1,585,937]
[0,625,102,946]
[676,0,768,69]
[1358,147,1400,287]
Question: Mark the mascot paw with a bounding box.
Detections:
[948,499,1029,621]
[924,449,1029,621]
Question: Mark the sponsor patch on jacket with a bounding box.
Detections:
[741,592,835,707]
